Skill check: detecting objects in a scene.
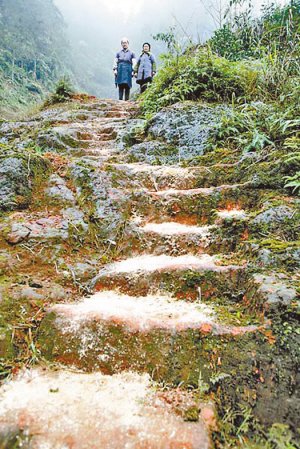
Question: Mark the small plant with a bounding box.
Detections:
[284,172,300,194]
[44,76,75,106]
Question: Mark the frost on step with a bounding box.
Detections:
[0,369,210,449]
[142,222,213,237]
[98,254,237,275]
[51,291,215,332]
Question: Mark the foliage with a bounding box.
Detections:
[44,77,75,106]
[210,1,300,61]
[0,0,72,113]
[209,102,300,152]
[143,0,299,121]
[210,1,300,100]
[141,47,261,113]
[214,404,300,449]
[210,18,260,61]
[153,27,179,54]
[284,172,300,194]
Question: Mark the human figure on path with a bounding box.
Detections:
[134,43,156,94]
[113,38,136,101]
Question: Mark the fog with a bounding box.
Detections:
[53,0,288,98]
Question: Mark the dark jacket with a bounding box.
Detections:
[114,49,136,88]
[135,52,157,82]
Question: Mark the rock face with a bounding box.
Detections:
[0,156,40,211]
[252,205,294,225]
[122,103,224,165]
[147,103,223,158]
[46,174,75,203]
[0,98,299,447]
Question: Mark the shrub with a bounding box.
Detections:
[44,77,74,106]
[141,47,261,114]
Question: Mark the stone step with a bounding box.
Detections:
[91,254,246,299]
[122,208,250,258]
[125,220,215,257]
[141,221,213,236]
[39,291,260,376]
[106,162,238,190]
[131,182,261,223]
[0,368,212,449]
[147,183,247,198]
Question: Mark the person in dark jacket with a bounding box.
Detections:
[134,43,157,93]
[113,38,136,101]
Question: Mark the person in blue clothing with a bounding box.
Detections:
[113,38,136,101]
[134,43,157,93]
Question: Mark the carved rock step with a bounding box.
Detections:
[92,254,246,299]
[39,291,259,375]
[131,183,260,222]
[0,369,212,449]
[125,221,215,257]
[124,209,249,256]
[141,221,213,237]
[147,183,248,198]
[106,162,238,190]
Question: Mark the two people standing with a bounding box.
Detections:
[113,38,156,101]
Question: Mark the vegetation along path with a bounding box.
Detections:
[0,97,299,448]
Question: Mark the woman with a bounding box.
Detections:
[134,43,157,93]
[113,38,136,101]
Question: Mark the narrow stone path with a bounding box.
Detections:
[0,99,297,448]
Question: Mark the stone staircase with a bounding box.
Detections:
[0,99,298,448]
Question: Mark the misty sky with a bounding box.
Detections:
[54,0,289,52]
[53,0,288,96]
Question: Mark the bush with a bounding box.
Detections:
[141,47,261,114]
[207,101,300,153]
[44,77,74,106]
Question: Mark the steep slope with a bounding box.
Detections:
[0,98,298,448]
[0,0,71,115]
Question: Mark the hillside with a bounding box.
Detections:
[0,1,299,448]
[0,0,71,115]
[0,92,298,447]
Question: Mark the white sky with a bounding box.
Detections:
[53,0,289,96]
[54,0,289,42]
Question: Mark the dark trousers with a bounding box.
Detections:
[139,75,152,94]
[140,83,149,93]
[118,84,130,101]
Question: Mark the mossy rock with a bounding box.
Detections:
[0,150,51,211]
[0,325,15,359]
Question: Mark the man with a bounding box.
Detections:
[113,38,136,101]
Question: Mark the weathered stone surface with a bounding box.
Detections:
[252,205,294,225]
[66,262,97,282]
[37,126,88,152]
[148,103,224,158]
[18,287,44,301]
[46,174,75,202]
[125,141,178,165]
[91,253,246,301]
[48,284,69,301]
[39,290,259,379]
[0,369,210,449]
[247,273,298,311]
[62,207,88,230]
[4,216,68,243]
[1,97,299,443]
[0,157,31,210]
[4,208,88,244]
[71,159,129,239]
